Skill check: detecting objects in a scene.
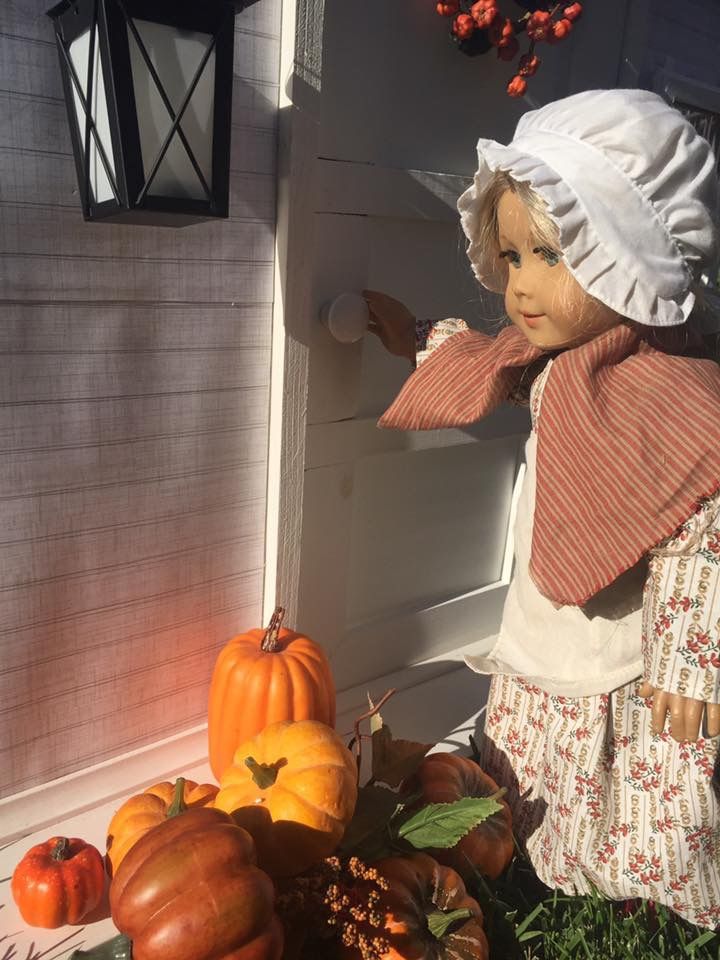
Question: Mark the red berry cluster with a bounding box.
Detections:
[436,0,583,97]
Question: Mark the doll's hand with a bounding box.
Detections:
[363,289,416,362]
[637,680,720,741]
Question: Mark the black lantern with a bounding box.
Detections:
[47,0,252,226]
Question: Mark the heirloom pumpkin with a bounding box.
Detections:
[106,776,218,876]
[208,607,336,780]
[110,806,283,960]
[11,836,106,928]
[346,853,489,960]
[401,753,513,880]
[214,719,358,877]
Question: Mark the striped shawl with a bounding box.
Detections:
[377,323,720,606]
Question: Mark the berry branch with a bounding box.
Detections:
[436,0,584,97]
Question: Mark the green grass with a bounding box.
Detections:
[469,855,720,960]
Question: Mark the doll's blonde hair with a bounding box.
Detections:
[472,170,561,272]
[472,170,720,349]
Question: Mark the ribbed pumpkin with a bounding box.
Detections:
[208,606,336,780]
[213,719,357,878]
[106,777,218,877]
[401,753,513,881]
[110,807,283,960]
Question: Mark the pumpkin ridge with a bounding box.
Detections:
[272,768,356,820]
[296,650,335,724]
[264,655,295,727]
[264,722,343,765]
[241,657,276,736]
[265,783,340,828]
[283,655,322,720]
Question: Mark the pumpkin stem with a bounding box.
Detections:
[245,756,287,789]
[261,606,286,652]
[166,777,188,818]
[426,907,473,940]
[51,837,71,861]
[488,786,507,802]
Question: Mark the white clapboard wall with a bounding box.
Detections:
[0,0,281,800]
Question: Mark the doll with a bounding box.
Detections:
[366,88,720,928]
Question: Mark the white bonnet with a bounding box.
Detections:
[457,88,720,326]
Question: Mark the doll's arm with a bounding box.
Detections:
[642,492,720,740]
[362,290,468,367]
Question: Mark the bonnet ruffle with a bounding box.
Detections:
[457,89,720,327]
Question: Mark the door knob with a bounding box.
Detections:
[319,292,369,343]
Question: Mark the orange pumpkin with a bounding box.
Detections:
[213,719,357,877]
[11,837,106,929]
[401,753,513,880]
[346,853,489,960]
[106,777,218,876]
[208,607,336,781]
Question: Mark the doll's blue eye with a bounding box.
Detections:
[498,249,520,268]
[533,246,561,266]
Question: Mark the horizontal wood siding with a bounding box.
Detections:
[0,1,280,797]
[643,0,720,87]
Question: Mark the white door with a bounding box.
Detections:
[268,0,635,740]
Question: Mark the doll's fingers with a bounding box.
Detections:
[668,694,689,742]
[362,289,393,312]
[681,698,704,743]
[651,689,670,736]
[637,680,654,698]
[705,702,720,738]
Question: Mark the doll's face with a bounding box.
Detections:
[496,189,620,350]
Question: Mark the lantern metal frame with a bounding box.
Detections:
[47,0,252,225]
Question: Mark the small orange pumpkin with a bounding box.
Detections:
[401,753,513,880]
[345,852,490,960]
[213,719,357,877]
[106,777,218,876]
[11,836,106,928]
[207,606,336,780]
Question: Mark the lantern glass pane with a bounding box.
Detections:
[128,19,216,200]
[69,28,116,203]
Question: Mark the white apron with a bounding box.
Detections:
[465,410,644,696]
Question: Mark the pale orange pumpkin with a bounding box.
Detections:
[106,777,218,876]
[207,606,336,780]
[213,719,357,878]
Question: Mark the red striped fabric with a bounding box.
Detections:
[378,323,720,606]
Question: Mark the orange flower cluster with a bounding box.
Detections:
[435,0,584,97]
[275,856,391,960]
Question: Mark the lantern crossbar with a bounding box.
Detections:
[56,18,121,206]
[83,1,98,207]
[117,0,214,205]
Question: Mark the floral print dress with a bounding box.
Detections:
[417,319,720,928]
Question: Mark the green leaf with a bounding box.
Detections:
[339,784,399,857]
[396,796,502,849]
[426,908,473,939]
[370,724,433,788]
